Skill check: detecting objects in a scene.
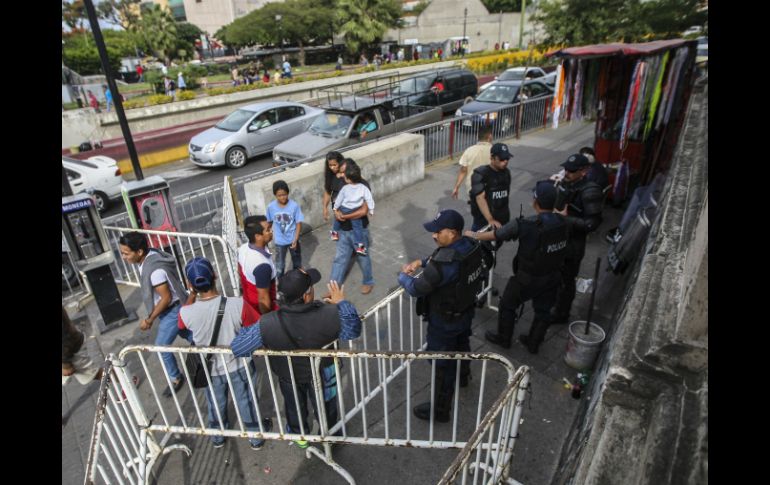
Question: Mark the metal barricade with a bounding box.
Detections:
[86,345,529,485]
[102,226,240,297]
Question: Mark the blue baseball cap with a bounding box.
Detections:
[561,153,590,172]
[532,180,557,210]
[185,257,216,290]
[423,209,465,233]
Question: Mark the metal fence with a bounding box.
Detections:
[102,226,240,297]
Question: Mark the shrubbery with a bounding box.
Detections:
[176,90,196,101]
[148,94,173,105]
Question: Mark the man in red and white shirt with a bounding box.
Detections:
[237,215,278,318]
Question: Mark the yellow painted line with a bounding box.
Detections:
[117,145,189,173]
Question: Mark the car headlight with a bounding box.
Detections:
[455,109,463,117]
[203,142,219,153]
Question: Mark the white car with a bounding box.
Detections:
[480,67,548,92]
[62,155,125,212]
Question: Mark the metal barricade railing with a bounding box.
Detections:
[86,345,529,485]
[62,247,90,302]
[102,226,240,297]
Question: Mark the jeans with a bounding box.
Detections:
[330,227,374,286]
[275,242,302,277]
[278,372,339,435]
[206,362,265,446]
[154,303,192,381]
[333,207,365,247]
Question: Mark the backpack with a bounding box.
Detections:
[168,80,176,90]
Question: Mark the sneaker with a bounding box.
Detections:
[250,440,265,450]
[285,423,309,449]
[162,377,185,398]
[605,227,621,244]
[330,230,339,241]
[250,417,272,450]
[360,284,373,295]
[355,243,367,255]
[212,440,225,449]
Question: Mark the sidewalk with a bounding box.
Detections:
[63,120,625,485]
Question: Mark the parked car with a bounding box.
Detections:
[479,66,548,91]
[189,101,324,168]
[273,96,441,165]
[696,37,708,63]
[62,155,125,212]
[391,68,478,115]
[455,79,553,132]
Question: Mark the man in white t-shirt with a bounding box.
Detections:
[119,232,193,398]
[451,125,493,199]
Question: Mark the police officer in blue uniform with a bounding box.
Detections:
[469,143,512,231]
[467,180,569,353]
[398,209,487,422]
[551,154,604,324]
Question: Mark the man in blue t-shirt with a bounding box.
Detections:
[266,180,305,277]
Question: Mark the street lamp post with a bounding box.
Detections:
[519,0,527,49]
[462,8,467,57]
[276,14,283,60]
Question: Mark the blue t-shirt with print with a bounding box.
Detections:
[267,199,304,246]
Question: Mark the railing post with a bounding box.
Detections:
[515,102,523,140]
[448,120,455,159]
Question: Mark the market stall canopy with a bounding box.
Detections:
[546,39,693,59]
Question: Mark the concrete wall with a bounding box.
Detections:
[552,76,708,485]
[242,133,425,230]
[62,61,460,149]
[384,0,523,51]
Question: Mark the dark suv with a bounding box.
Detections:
[391,68,478,115]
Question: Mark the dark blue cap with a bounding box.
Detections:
[532,180,557,210]
[185,257,215,290]
[491,142,512,160]
[278,268,322,301]
[423,209,464,233]
[561,153,590,172]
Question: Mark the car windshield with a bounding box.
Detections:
[476,84,519,104]
[309,112,354,137]
[215,109,256,131]
[499,70,527,81]
[394,76,433,94]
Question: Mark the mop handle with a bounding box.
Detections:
[584,257,601,335]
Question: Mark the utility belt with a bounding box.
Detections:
[416,295,471,322]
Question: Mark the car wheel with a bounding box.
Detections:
[62,253,80,291]
[225,147,248,169]
[93,191,110,212]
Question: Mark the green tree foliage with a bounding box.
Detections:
[480,0,522,13]
[218,0,334,66]
[96,0,141,30]
[133,4,178,63]
[337,0,402,55]
[62,0,87,31]
[534,0,707,45]
[62,29,137,74]
[175,22,205,60]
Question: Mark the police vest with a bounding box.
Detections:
[470,166,511,223]
[515,214,569,276]
[428,238,486,318]
[558,179,603,220]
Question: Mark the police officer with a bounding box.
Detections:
[398,209,487,422]
[551,153,604,324]
[466,180,569,353]
[469,143,512,231]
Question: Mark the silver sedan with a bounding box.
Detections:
[189,101,324,168]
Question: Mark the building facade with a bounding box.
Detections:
[181,0,282,35]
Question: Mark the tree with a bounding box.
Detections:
[133,4,177,64]
[62,0,87,32]
[96,0,141,30]
[175,22,205,60]
[534,0,707,46]
[336,0,402,55]
[62,30,137,74]
[481,0,522,13]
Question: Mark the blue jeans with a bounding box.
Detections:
[206,362,265,446]
[333,207,366,247]
[275,242,302,277]
[330,227,374,286]
[154,303,192,381]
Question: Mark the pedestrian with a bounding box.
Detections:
[469,142,513,231]
[177,71,186,91]
[62,306,103,386]
[273,68,282,84]
[336,55,343,70]
[267,180,304,277]
[282,58,292,79]
[323,151,346,223]
[466,180,569,352]
[103,85,113,112]
[398,209,487,422]
[161,63,168,76]
[550,153,604,324]
[397,49,405,62]
[167,78,176,99]
[451,125,493,199]
[178,257,273,449]
[118,232,193,397]
[332,162,375,255]
[414,50,420,61]
[262,69,270,84]
[328,158,375,295]
[495,42,500,51]
[231,271,362,448]
[136,63,144,82]
[438,47,443,59]
[231,65,240,86]
[87,90,100,112]
[237,215,279,316]
[201,76,209,89]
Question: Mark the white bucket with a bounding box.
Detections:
[564,321,606,371]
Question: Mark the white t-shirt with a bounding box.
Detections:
[140,252,180,306]
[334,183,375,213]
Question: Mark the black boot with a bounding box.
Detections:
[414,369,452,422]
[518,319,550,354]
[485,330,512,348]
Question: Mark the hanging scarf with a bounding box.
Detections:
[632,56,658,139]
[643,51,670,140]
[620,60,644,152]
[656,47,688,130]
[552,62,565,129]
[571,60,585,120]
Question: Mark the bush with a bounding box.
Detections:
[206,87,230,96]
[148,94,173,105]
[122,99,145,109]
[176,90,196,101]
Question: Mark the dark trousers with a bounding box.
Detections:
[278,375,339,435]
[498,273,559,338]
[554,237,587,318]
[275,243,302,277]
[426,311,473,393]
